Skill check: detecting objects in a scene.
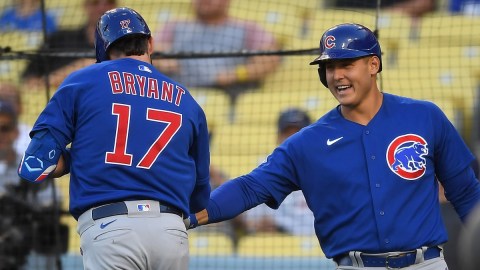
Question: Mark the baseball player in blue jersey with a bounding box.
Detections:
[17,7,211,270]
[187,23,480,269]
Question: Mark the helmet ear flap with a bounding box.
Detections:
[318,66,328,88]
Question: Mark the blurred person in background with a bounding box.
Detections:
[243,108,315,236]
[449,0,480,15]
[332,0,435,18]
[0,99,31,269]
[0,0,57,34]
[332,0,435,41]
[0,99,65,270]
[153,0,281,117]
[458,201,480,270]
[21,0,117,88]
[438,159,479,270]
[0,82,31,155]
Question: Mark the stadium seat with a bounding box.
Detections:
[189,231,235,256]
[0,59,27,82]
[0,31,42,52]
[212,122,276,155]
[21,89,50,125]
[381,69,470,133]
[237,233,325,257]
[385,45,477,106]
[261,55,320,94]
[211,153,265,177]
[418,12,480,47]
[292,8,377,50]
[189,88,232,127]
[46,0,85,29]
[0,32,41,82]
[234,85,336,126]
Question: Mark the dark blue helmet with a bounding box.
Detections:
[95,7,151,63]
[310,23,382,88]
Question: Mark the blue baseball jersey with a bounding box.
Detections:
[31,58,211,220]
[207,93,480,258]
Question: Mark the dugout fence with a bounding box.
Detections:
[0,0,479,269]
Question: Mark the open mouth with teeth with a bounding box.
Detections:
[336,85,352,91]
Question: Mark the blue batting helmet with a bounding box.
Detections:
[310,23,382,88]
[95,7,151,63]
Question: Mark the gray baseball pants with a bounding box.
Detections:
[77,200,189,270]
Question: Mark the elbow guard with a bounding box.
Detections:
[18,130,63,182]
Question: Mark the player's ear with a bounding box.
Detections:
[369,56,381,74]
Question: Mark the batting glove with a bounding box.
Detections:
[183,213,198,230]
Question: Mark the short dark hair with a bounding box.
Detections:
[107,34,149,60]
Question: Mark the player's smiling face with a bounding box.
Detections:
[325,56,379,107]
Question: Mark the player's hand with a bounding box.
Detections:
[51,147,71,178]
[183,213,198,230]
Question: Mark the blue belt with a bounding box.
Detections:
[334,246,441,268]
[91,201,183,220]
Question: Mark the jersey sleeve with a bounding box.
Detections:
[248,138,301,208]
[432,103,474,179]
[207,174,273,223]
[31,73,78,148]
[206,137,300,224]
[441,167,480,222]
[431,102,480,221]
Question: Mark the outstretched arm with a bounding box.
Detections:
[192,175,274,227]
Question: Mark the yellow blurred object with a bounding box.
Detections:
[237,233,325,257]
[189,231,235,256]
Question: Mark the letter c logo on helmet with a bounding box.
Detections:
[309,23,382,88]
[325,36,336,49]
[95,7,151,63]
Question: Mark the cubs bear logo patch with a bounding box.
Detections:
[386,134,428,180]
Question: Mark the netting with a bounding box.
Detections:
[0,0,479,269]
